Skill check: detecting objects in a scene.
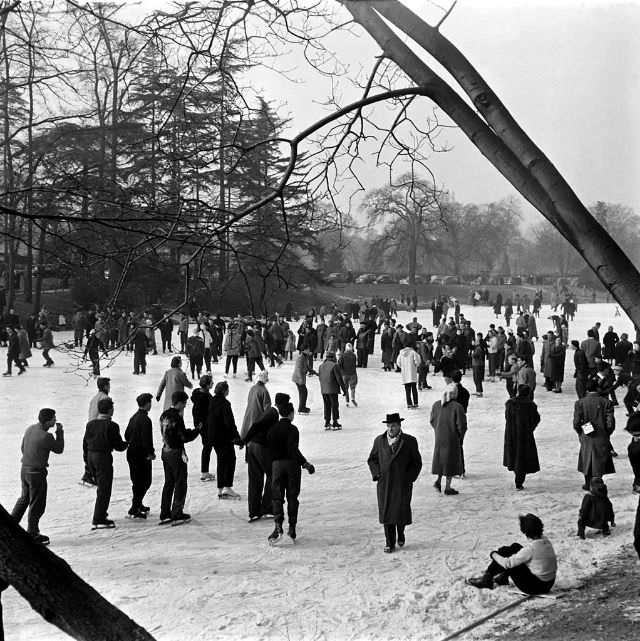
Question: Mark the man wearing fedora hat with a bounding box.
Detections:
[368,412,422,553]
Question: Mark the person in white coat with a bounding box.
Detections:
[398,336,422,409]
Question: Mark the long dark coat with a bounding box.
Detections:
[548,342,566,383]
[430,400,467,476]
[503,397,540,474]
[573,392,615,477]
[368,432,422,525]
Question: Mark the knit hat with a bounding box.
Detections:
[256,370,269,382]
[274,393,290,406]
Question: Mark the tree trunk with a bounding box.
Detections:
[345,0,640,327]
[0,504,155,641]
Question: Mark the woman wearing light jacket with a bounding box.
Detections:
[398,336,422,410]
[223,322,243,377]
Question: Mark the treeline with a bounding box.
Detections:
[314,174,639,283]
[0,2,339,315]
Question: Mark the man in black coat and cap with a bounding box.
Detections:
[368,413,422,553]
[240,392,291,522]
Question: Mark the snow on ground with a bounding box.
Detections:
[1,303,638,641]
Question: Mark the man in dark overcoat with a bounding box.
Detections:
[503,384,540,490]
[573,377,615,490]
[367,413,422,553]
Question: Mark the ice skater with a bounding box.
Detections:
[266,402,315,543]
[159,391,200,524]
[11,409,64,545]
[124,393,155,519]
[83,397,127,529]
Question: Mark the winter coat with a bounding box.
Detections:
[224,326,243,356]
[367,431,422,525]
[156,366,193,411]
[503,397,540,475]
[580,338,602,368]
[316,323,327,353]
[573,392,615,477]
[292,352,314,385]
[318,356,346,395]
[18,329,32,359]
[324,326,339,353]
[548,343,566,383]
[602,332,619,360]
[527,315,538,339]
[540,338,553,377]
[191,388,212,429]
[381,332,394,363]
[615,339,632,368]
[430,400,467,476]
[398,347,421,384]
[578,488,615,530]
[207,393,240,444]
[244,335,262,360]
[40,327,54,350]
[240,382,272,440]
[285,332,297,352]
[338,350,357,377]
[124,409,155,458]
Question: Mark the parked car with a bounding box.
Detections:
[399,275,427,285]
[326,272,349,284]
[375,274,397,284]
[355,273,377,284]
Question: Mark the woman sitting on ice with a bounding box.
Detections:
[466,513,557,595]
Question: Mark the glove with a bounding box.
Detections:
[303,462,315,475]
[373,474,380,482]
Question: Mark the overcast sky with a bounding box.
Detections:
[241,0,640,225]
[130,0,640,225]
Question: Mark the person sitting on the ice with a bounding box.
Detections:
[466,513,557,594]
[577,477,615,539]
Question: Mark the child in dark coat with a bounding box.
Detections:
[577,477,615,539]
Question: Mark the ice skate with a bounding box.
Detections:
[219,487,241,499]
[200,472,216,482]
[91,519,116,530]
[31,533,50,545]
[171,512,191,526]
[268,522,284,545]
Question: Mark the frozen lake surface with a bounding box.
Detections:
[1,302,637,640]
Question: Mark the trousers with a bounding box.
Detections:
[11,468,48,534]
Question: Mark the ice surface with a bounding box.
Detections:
[1,303,637,640]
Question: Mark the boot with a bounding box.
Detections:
[494,572,509,586]
[268,522,284,544]
[466,572,494,589]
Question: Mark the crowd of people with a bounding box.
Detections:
[3,287,640,600]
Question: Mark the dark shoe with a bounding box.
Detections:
[466,573,494,589]
[31,532,50,545]
[298,409,310,415]
[324,423,331,430]
[287,524,297,540]
[172,512,191,521]
[332,422,342,430]
[515,485,524,491]
[602,527,611,536]
[444,488,459,495]
[494,572,509,586]
[268,522,284,544]
[433,480,442,492]
[384,545,395,553]
[248,515,262,523]
[577,525,585,539]
[128,508,147,519]
[140,505,150,513]
[397,534,405,547]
